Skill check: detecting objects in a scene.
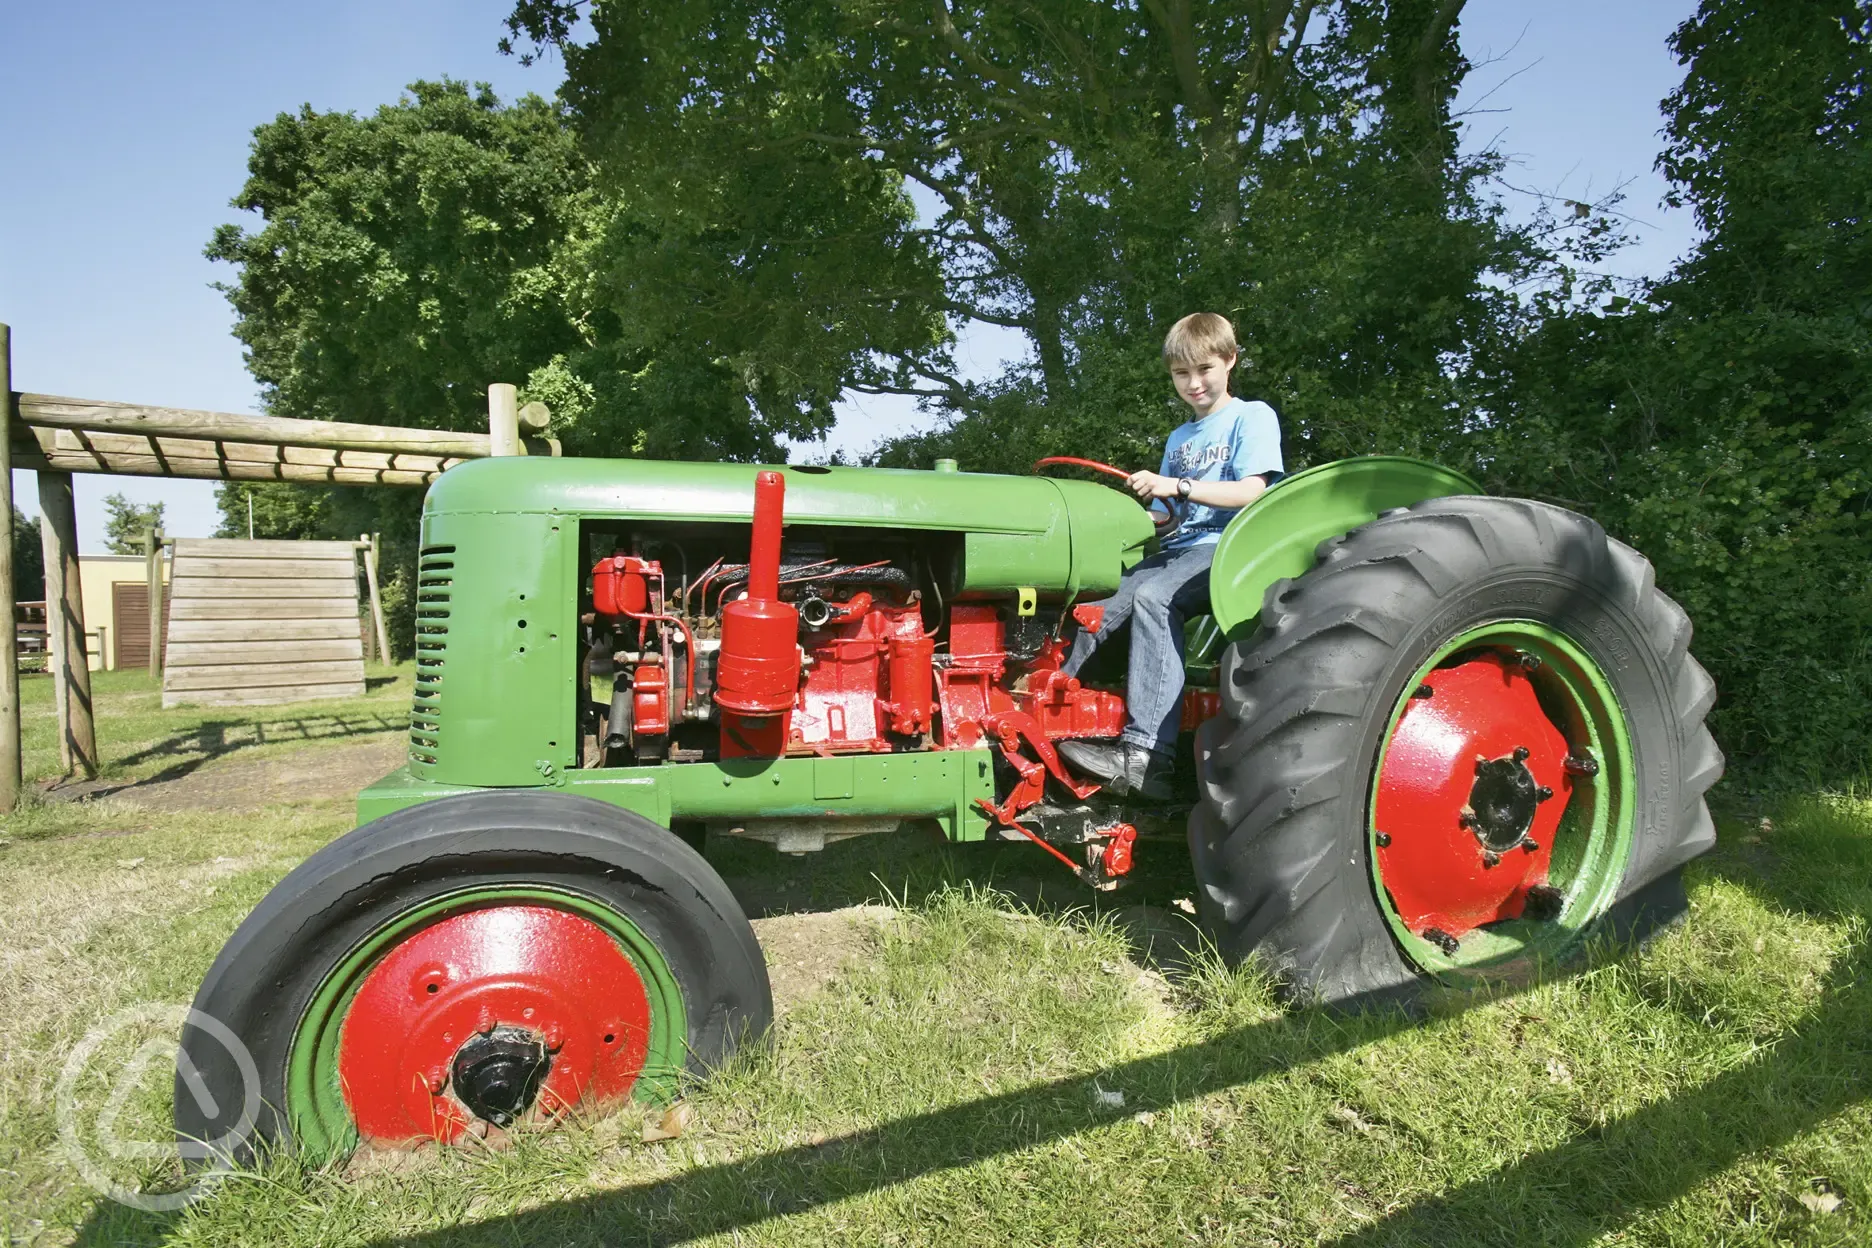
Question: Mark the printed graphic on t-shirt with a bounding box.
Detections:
[1158,397,1285,549]
[1166,441,1236,476]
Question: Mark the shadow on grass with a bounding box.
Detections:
[71,818,1870,1246]
[48,712,404,801]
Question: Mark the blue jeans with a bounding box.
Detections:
[1061,543,1214,757]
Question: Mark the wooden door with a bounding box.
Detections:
[112,581,168,670]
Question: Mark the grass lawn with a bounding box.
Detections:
[14,666,414,788]
[0,675,1866,1245]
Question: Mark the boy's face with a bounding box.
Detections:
[1169,352,1236,416]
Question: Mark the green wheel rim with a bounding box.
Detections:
[285,885,687,1159]
[1367,621,1635,978]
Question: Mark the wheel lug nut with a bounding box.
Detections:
[1375,832,1392,848]
[1512,745,1530,762]
[1535,785,1554,802]
[1521,837,1539,853]
[427,1067,448,1095]
[1422,927,1460,955]
[1482,850,1501,868]
[1515,650,1542,672]
[1411,684,1434,699]
[1564,752,1599,777]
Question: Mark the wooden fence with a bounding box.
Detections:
[162,539,369,708]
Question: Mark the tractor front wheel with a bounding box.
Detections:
[176,792,771,1161]
[1190,497,1722,1006]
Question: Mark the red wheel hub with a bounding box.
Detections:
[1374,652,1576,945]
[337,905,653,1145]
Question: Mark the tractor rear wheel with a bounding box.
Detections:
[1189,496,1722,1007]
[176,792,771,1162]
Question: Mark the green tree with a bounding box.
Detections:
[101,493,165,555]
[210,77,943,462]
[11,507,43,602]
[214,482,332,541]
[1481,0,1872,778]
[508,0,1569,473]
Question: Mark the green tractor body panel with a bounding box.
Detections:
[1207,456,1482,637]
[420,455,1154,600]
[377,455,1150,815]
[362,454,1470,835]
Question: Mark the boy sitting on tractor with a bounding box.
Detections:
[1056,312,1285,799]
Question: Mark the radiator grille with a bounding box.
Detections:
[410,544,454,765]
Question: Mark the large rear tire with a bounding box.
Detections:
[176,792,771,1162]
[1189,497,1722,1007]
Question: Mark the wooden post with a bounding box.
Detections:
[38,471,97,778]
[488,383,521,457]
[0,324,21,809]
[362,533,390,665]
[145,527,164,677]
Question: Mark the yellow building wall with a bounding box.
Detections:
[76,554,170,672]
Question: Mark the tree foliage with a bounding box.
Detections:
[209,3,1869,776]
[100,493,165,555]
[210,77,941,462]
[11,508,43,602]
[508,0,1562,473]
[1480,0,1872,778]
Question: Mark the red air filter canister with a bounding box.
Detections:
[716,471,799,755]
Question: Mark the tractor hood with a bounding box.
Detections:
[424,455,1155,599]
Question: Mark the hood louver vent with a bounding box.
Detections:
[410,545,454,766]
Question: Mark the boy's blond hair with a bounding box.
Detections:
[1162,312,1238,367]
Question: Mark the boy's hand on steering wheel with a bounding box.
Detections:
[1126,470,1179,501]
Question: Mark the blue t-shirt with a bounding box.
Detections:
[1158,397,1284,548]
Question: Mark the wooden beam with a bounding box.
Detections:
[0,324,20,810]
[38,471,97,778]
[7,431,449,486]
[363,532,390,666]
[146,527,164,677]
[27,426,463,473]
[488,383,521,457]
[12,393,496,457]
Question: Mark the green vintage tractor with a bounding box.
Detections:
[176,453,1719,1160]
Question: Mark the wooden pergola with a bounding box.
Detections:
[0,321,555,808]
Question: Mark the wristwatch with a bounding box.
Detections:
[1176,477,1193,500]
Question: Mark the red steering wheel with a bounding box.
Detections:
[1033,456,1183,540]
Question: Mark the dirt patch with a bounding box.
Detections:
[751,905,896,1014]
[48,737,407,813]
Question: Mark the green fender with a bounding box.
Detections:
[1206,456,1483,637]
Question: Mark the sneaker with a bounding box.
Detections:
[1055,738,1172,800]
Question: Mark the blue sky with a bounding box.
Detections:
[2,1,1700,550]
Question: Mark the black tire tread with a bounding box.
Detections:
[1192,496,1722,1006]
[178,791,771,1160]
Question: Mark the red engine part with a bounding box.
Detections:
[1071,603,1106,635]
[1181,688,1221,730]
[792,601,932,751]
[1023,668,1129,740]
[631,658,670,738]
[883,633,935,735]
[716,471,799,757]
[591,555,655,617]
[949,606,1007,674]
[1099,824,1138,878]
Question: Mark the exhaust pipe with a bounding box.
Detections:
[714,470,799,757]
